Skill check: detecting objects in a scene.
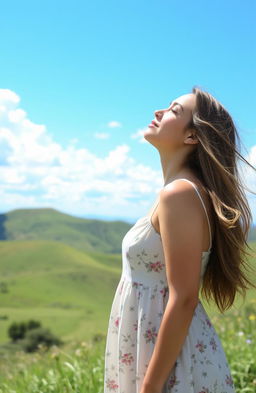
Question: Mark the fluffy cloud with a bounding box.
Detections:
[130,127,148,143]
[107,121,122,128]
[0,89,161,221]
[0,89,255,224]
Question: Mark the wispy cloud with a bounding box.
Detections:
[0,89,161,221]
[130,127,148,144]
[94,132,110,139]
[107,121,122,128]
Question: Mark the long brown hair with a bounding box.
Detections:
[185,86,256,312]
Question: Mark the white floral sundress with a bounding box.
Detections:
[104,178,236,393]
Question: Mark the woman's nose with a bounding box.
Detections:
[154,109,162,120]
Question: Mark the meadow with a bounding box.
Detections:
[0,210,255,392]
[0,295,255,392]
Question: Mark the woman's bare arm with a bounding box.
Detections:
[140,180,206,393]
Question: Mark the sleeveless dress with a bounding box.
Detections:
[103,178,236,393]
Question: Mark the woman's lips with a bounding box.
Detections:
[148,121,158,127]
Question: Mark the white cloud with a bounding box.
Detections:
[107,121,122,128]
[1,88,254,225]
[94,132,110,139]
[237,144,256,226]
[0,89,20,105]
[8,108,26,123]
[0,89,161,221]
[130,127,148,144]
[68,138,79,145]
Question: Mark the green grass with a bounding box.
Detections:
[0,301,255,393]
[0,238,255,392]
[0,240,121,344]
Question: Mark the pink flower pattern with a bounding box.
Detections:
[104,215,236,392]
[106,378,119,391]
[144,326,158,344]
[195,340,207,353]
[120,352,134,366]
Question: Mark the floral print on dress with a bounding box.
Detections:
[104,214,236,392]
[144,326,158,344]
[196,339,207,353]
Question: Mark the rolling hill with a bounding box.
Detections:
[0,207,133,254]
[0,239,122,345]
[0,207,255,348]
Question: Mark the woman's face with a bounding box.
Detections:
[144,93,197,151]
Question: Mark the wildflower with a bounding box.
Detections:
[246,339,252,344]
[75,349,82,357]
[237,331,244,336]
[80,341,91,350]
[50,346,61,359]
[248,314,256,321]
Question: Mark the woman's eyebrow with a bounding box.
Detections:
[169,101,184,112]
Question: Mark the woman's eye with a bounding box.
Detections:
[171,108,177,114]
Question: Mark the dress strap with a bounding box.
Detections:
[177,179,212,251]
[148,197,160,222]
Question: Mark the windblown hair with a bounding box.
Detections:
[185,86,256,312]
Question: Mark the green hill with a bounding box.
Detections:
[248,224,256,242]
[0,238,255,347]
[0,207,133,254]
[0,239,122,345]
[0,207,255,349]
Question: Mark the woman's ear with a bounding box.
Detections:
[185,132,199,145]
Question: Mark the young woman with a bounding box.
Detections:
[103,86,256,393]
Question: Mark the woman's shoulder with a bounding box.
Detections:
[163,175,209,201]
[160,175,214,232]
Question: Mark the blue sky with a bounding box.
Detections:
[0,0,255,224]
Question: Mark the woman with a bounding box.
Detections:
[103,86,256,393]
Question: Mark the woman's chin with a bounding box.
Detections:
[144,126,155,136]
[143,130,156,145]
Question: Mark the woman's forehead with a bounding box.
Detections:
[173,93,196,113]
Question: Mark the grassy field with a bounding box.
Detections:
[0,296,255,393]
[0,239,255,392]
[0,239,121,344]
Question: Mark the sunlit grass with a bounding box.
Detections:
[0,298,255,393]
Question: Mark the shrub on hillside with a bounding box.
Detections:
[8,319,42,341]
[8,321,27,341]
[21,327,63,353]
[92,332,105,343]
[0,281,8,293]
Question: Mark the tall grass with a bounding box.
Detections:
[0,298,255,393]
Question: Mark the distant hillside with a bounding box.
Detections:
[0,239,122,344]
[248,225,256,242]
[0,207,255,254]
[0,208,133,254]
